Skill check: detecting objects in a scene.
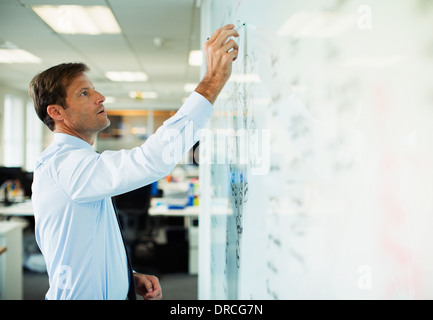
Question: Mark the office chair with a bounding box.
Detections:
[113,184,153,256]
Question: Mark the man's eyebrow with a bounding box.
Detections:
[75,86,95,94]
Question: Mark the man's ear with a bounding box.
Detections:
[46,104,64,122]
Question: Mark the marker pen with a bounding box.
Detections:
[207,22,246,41]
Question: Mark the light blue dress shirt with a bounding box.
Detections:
[32,92,213,300]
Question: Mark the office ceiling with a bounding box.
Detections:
[0,0,203,110]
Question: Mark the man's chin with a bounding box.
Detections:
[99,119,111,132]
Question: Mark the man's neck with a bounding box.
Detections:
[53,128,95,146]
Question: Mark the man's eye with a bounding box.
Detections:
[80,91,88,96]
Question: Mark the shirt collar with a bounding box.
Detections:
[54,133,94,150]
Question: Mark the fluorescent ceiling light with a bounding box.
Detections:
[32,5,121,35]
[277,12,356,38]
[105,72,148,82]
[184,83,198,92]
[189,50,203,66]
[229,73,261,83]
[129,91,158,99]
[0,49,41,63]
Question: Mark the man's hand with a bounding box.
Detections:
[133,273,162,300]
[195,24,240,104]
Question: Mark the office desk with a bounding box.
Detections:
[149,205,199,216]
[148,198,199,274]
[149,199,198,222]
[0,200,34,219]
[0,221,23,299]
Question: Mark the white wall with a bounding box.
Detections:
[0,83,28,167]
[0,82,50,171]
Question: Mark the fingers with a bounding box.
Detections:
[215,29,239,48]
[143,275,162,300]
[133,273,163,300]
[206,24,235,44]
[206,25,239,50]
[195,24,240,104]
[228,47,239,62]
[204,24,239,66]
[222,39,239,61]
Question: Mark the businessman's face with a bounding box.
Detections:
[62,73,110,136]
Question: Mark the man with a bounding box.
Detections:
[28,25,239,300]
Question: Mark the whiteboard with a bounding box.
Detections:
[198,0,433,299]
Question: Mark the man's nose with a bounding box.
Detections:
[96,91,105,104]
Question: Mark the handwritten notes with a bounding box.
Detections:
[199,0,433,300]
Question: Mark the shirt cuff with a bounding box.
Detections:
[178,91,214,128]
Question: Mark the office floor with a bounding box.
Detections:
[23,269,198,300]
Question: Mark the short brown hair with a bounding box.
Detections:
[28,63,90,131]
